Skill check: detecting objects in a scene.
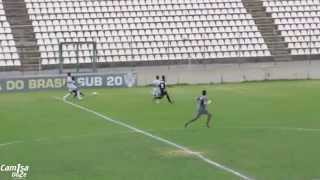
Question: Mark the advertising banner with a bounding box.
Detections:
[0,73,137,92]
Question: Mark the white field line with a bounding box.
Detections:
[53,97,253,180]
[0,140,23,147]
[154,126,320,133]
[218,126,320,132]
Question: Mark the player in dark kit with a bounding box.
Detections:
[153,75,174,104]
[185,90,212,128]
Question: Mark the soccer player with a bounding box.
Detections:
[152,75,161,99]
[63,73,83,100]
[185,90,212,128]
[157,75,174,104]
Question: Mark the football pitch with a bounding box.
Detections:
[1,80,320,180]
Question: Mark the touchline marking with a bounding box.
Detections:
[218,126,320,132]
[155,126,320,133]
[53,97,253,180]
[0,140,23,147]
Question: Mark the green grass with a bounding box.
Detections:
[1,80,320,180]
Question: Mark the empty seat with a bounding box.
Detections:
[21,0,275,66]
[262,0,320,55]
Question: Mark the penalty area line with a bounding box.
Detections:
[53,96,254,180]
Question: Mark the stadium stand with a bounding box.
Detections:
[0,0,20,67]
[262,0,320,56]
[242,0,292,61]
[2,0,41,71]
[0,0,319,72]
[24,0,271,66]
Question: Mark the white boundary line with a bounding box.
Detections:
[156,126,320,133]
[53,97,253,180]
[0,140,23,147]
[217,126,320,132]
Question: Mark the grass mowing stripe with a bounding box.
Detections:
[3,125,318,149]
[54,97,254,180]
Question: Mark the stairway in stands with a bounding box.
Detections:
[242,0,292,61]
[2,0,40,72]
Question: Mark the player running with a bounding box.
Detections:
[64,72,84,100]
[152,75,161,101]
[153,75,174,104]
[184,90,212,128]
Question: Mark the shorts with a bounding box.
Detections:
[152,88,161,97]
[160,90,168,97]
[68,85,78,92]
[196,109,210,116]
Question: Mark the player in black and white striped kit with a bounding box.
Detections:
[156,75,174,104]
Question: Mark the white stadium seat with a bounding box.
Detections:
[0,0,21,66]
[20,0,274,65]
[262,0,320,55]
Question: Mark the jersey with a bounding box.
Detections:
[153,79,161,87]
[159,80,166,94]
[196,95,209,113]
[66,76,78,91]
[152,79,161,97]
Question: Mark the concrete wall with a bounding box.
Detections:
[96,60,319,86]
[1,60,320,86]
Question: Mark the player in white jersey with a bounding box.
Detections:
[152,75,161,99]
[64,73,83,100]
[153,75,174,104]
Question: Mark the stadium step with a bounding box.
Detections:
[2,0,41,71]
[19,64,40,72]
[242,0,292,61]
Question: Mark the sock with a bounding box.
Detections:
[63,93,70,100]
[77,91,82,100]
